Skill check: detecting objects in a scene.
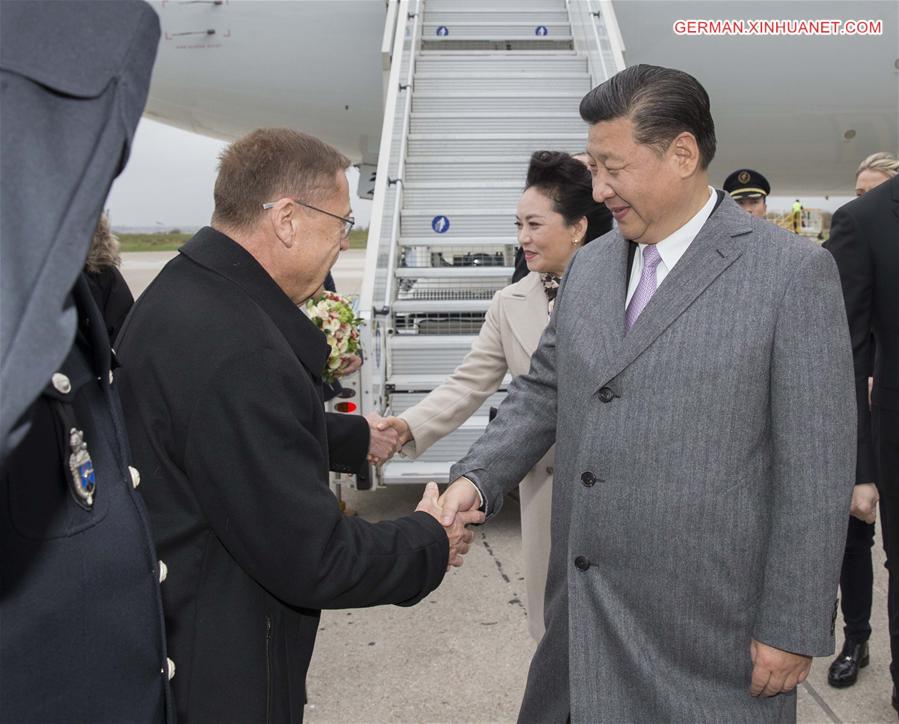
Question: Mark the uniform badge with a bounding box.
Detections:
[67,428,96,508]
[738,170,751,184]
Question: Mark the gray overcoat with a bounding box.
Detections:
[451,194,856,722]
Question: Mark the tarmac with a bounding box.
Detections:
[121,249,896,723]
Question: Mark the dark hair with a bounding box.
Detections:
[579,64,716,169]
[212,128,349,230]
[524,151,612,243]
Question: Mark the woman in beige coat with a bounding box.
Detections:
[383,151,612,640]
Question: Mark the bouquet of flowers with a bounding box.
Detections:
[304,291,364,382]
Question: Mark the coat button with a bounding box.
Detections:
[129,466,141,489]
[574,556,591,571]
[598,387,614,403]
[546,466,554,475]
[167,657,176,680]
[158,560,168,583]
[581,471,596,487]
[51,372,72,394]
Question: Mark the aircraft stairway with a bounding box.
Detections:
[357,0,626,487]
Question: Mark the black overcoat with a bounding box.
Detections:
[115,228,448,723]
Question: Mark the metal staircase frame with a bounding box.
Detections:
[353,0,627,489]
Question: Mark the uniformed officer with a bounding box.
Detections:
[0,2,173,721]
[723,167,771,219]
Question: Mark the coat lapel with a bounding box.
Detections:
[503,273,548,361]
[593,196,752,392]
[590,235,630,374]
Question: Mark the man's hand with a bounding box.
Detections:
[376,416,414,447]
[415,482,485,566]
[749,639,811,697]
[437,477,482,527]
[364,412,401,465]
[334,354,363,378]
[850,483,878,524]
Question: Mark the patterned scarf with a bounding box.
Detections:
[540,273,561,314]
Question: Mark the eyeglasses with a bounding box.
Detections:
[262,198,355,239]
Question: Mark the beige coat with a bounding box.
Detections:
[400,272,553,641]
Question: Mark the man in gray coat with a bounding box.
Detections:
[439,64,855,722]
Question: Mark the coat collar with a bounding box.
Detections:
[179,226,330,382]
[592,193,751,393]
[891,174,899,222]
[500,272,548,356]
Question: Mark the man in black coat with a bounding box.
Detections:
[1,2,174,722]
[115,128,481,723]
[825,174,899,711]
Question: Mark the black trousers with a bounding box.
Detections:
[874,405,899,688]
[839,515,875,642]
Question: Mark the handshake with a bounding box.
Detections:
[361,412,485,566]
[414,480,485,567]
[363,412,413,466]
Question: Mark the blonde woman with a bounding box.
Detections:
[855,151,899,196]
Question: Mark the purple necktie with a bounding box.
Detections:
[625,245,663,330]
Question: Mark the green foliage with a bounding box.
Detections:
[118,233,191,252]
[119,228,369,252]
[347,228,368,249]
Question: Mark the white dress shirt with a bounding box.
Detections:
[625,187,718,308]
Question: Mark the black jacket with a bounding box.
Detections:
[1,276,171,723]
[825,175,899,486]
[87,265,135,345]
[115,228,448,723]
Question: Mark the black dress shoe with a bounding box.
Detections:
[827,639,870,688]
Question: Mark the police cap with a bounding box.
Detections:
[723,168,770,199]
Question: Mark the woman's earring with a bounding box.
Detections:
[572,236,580,246]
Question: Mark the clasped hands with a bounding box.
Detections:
[364,414,413,466]
[415,481,484,567]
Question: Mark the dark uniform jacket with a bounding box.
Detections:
[825,175,899,487]
[115,227,448,723]
[1,276,171,723]
[87,265,135,346]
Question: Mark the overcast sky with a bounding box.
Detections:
[105,118,371,230]
[107,117,851,231]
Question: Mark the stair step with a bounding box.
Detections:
[404,182,522,209]
[379,460,455,485]
[412,91,583,114]
[424,11,569,24]
[425,0,567,9]
[392,299,493,314]
[401,209,520,237]
[409,112,586,135]
[421,39,573,52]
[408,133,586,156]
[404,158,532,183]
[421,21,570,39]
[416,55,586,73]
[398,235,518,248]
[390,390,507,417]
[388,373,510,390]
[394,266,514,279]
[414,74,589,93]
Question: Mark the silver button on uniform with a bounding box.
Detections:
[129,466,141,489]
[158,560,168,583]
[51,373,71,394]
[108,370,114,385]
[167,658,176,680]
